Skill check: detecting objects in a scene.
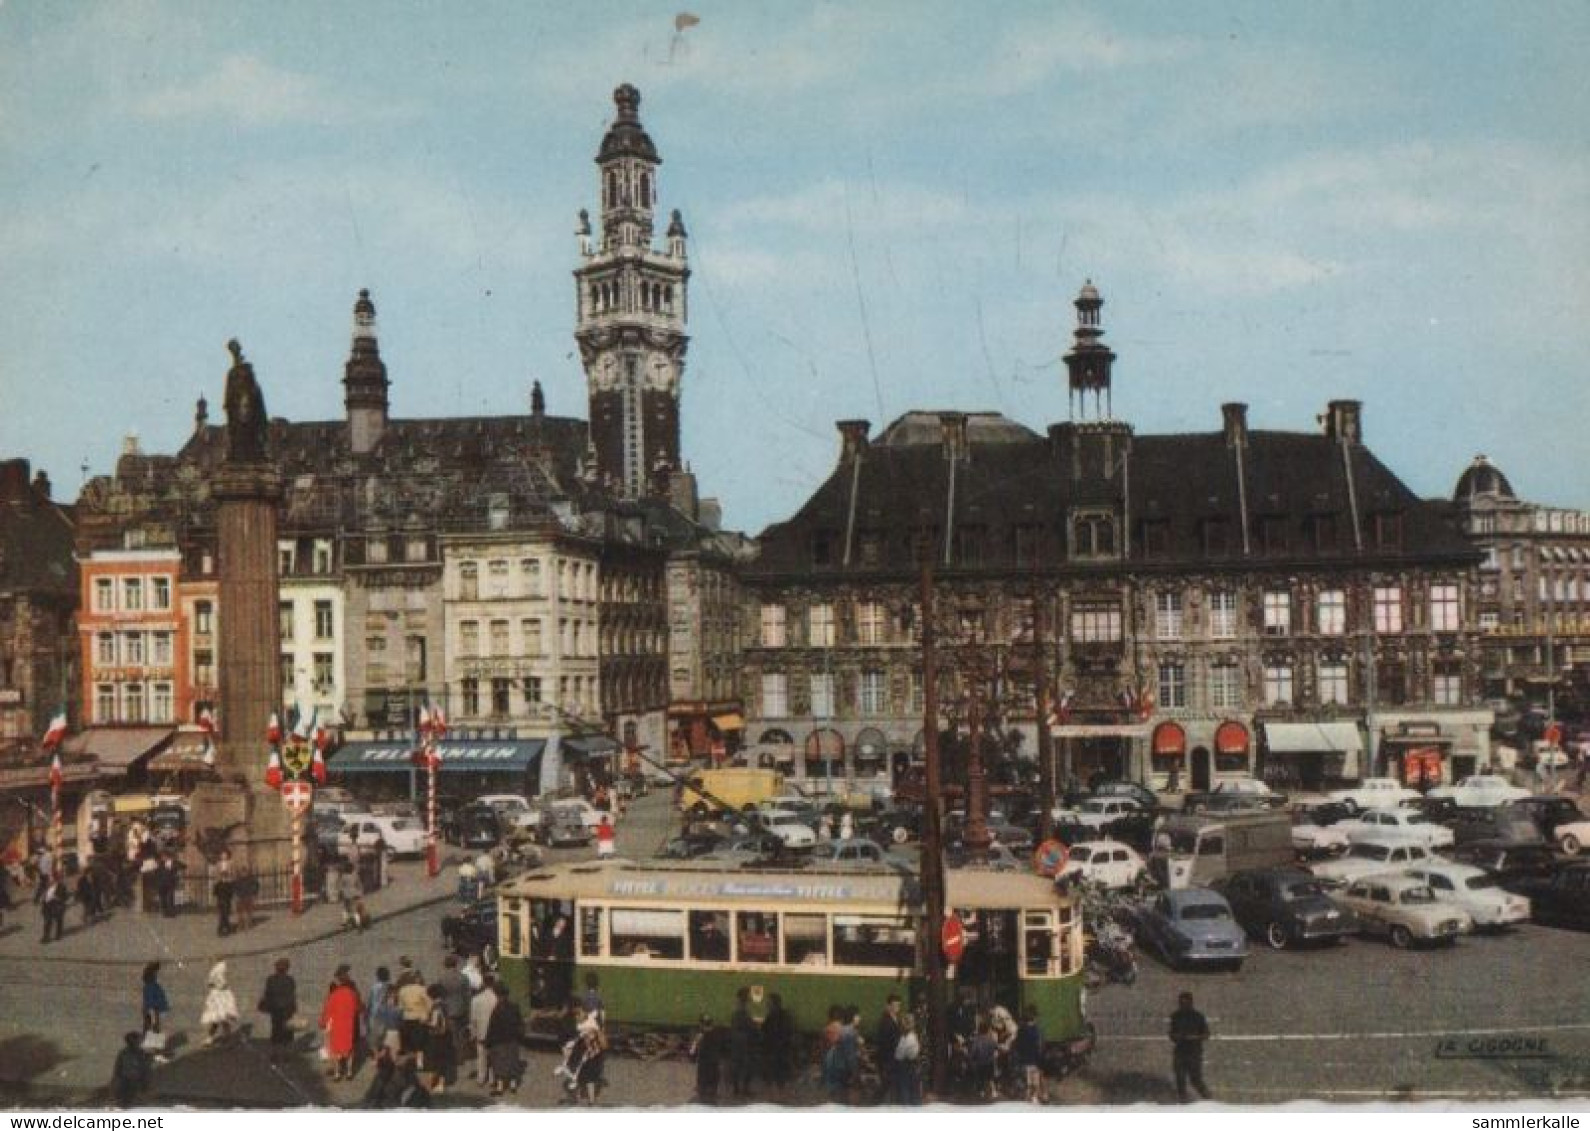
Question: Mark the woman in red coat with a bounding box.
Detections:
[320,964,364,1082]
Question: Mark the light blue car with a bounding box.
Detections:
[1134,887,1249,970]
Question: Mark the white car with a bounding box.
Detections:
[758,810,817,849]
[1326,778,1421,813]
[1073,798,1143,829]
[1308,840,1438,887]
[477,794,539,829]
[1213,778,1276,798]
[1055,839,1147,890]
[541,796,606,831]
[1429,775,1531,809]
[1291,811,1351,857]
[1404,863,1531,929]
[1339,808,1455,850]
[1336,874,1472,947]
[1555,817,1590,856]
[341,814,428,858]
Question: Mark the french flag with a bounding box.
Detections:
[430,704,447,738]
[49,751,63,791]
[41,709,68,751]
[264,747,283,791]
[266,712,284,746]
[198,708,218,738]
[311,744,328,785]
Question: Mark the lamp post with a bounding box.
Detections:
[916,565,951,1097]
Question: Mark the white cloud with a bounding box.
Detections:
[134,54,378,126]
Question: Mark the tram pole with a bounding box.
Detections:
[1033,578,1056,840]
[918,564,952,1097]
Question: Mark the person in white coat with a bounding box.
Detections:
[200,961,239,1045]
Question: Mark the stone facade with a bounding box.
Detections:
[0,459,76,752]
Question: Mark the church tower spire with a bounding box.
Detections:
[344,288,390,454]
[574,85,690,501]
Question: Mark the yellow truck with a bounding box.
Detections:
[678,768,786,814]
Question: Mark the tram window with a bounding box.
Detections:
[784,913,829,966]
[504,900,524,957]
[689,911,731,962]
[580,907,605,958]
[610,908,685,960]
[532,900,575,960]
[1024,911,1057,976]
[833,915,916,969]
[736,911,779,963]
[1198,836,1225,857]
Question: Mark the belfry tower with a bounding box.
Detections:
[574,84,690,500]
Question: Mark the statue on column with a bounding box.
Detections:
[223,339,269,464]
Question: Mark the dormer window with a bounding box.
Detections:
[954,526,986,567]
[1071,511,1116,559]
[1201,518,1230,557]
[1011,524,1042,566]
[1140,519,1170,558]
[1375,512,1404,551]
[1256,515,1289,555]
[1310,514,1338,554]
[811,530,836,569]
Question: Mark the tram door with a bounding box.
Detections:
[528,897,576,1011]
[955,909,1021,1011]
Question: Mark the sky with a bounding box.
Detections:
[2,1,1588,535]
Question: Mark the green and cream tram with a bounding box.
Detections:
[494,860,1091,1064]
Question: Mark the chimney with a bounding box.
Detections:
[668,466,700,522]
[938,412,969,462]
[31,468,51,500]
[1325,400,1363,444]
[1221,402,1248,448]
[698,497,722,532]
[836,419,870,463]
[0,459,29,502]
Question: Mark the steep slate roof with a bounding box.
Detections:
[0,469,76,597]
[749,412,1476,579]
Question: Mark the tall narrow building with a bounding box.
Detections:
[574,84,691,501]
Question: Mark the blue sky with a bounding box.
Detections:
[3,1,1587,533]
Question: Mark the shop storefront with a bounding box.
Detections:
[1050,720,1148,789]
[1260,721,1363,790]
[326,738,545,803]
[1149,722,1187,792]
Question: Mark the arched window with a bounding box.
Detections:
[605,170,617,208]
[639,171,651,206]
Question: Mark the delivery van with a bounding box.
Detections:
[678,768,786,814]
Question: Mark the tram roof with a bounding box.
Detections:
[495,859,1066,910]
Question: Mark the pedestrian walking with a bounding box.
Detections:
[32,844,53,904]
[893,1014,923,1105]
[154,855,179,918]
[367,966,399,1056]
[595,815,616,858]
[423,983,458,1093]
[436,954,473,1067]
[469,972,500,1087]
[1014,1004,1045,1103]
[213,853,235,937]
[396,973,432,1058]
[40,873,68,943]
[967,1017,999,1101]
[109,1031,152,1108]
[572,1019,606,1105]
[199,961,239,1045]
[728,986,757,1098]
[75,868,99,927]
[320,964,363,1082]
[690,1014,728,1105]
[823,1007,861,1103]
[337,863,365,931]
[260,957,298,1048]
[484,987,525,1096]
[874,993,903,1103]
[1169,990,1212,1102]
[140,963,171,1039]
[760,992,794,1093]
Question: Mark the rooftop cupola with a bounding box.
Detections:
[343,288,390,455]
[1065,279,1117,421]
[596,84,661,250]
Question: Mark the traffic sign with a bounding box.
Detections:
[941,914,967,964]
[1033,839,1070,878]
[281,780,314,815]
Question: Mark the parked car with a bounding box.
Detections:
[1429,775,1531,809]
[1339,807,1455,850]
[757,810,817,850]
[1184,778,1287,813]
[1399,796,1460,825]
[807,837,902,869]
[545,796,606,831]
[1308,840,1438,887]
[1448,840,1563,891]
[858,807,922,846]
[1507,796,1590,854]
[659,831,723,860]
[1449,805,1547,847]
[1132,887,1248,969]
[311,811,344,855]
[1336,875,1472,947]
[452,804,506,850]
[537,804,594,848]
[477,794,539,830]
[1213,867,1358,949]
[441,897,498,960]
[1071,798,1145,830]
[1291,808,1352,859]
[1090,780,1160,812]
[1404,862,1531,930]
[341,814,428,858]
[702,833,788,866]
[1055,839,1148,890]
[1326,778,1421,814]
[944,843,1023,872]
[1509,862,1590,930]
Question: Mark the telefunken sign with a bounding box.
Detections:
[355,744,525,763]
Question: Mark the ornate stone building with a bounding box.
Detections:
[0,459,76,754]
[1449,455,1590,712]
[741,285,1491,791]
